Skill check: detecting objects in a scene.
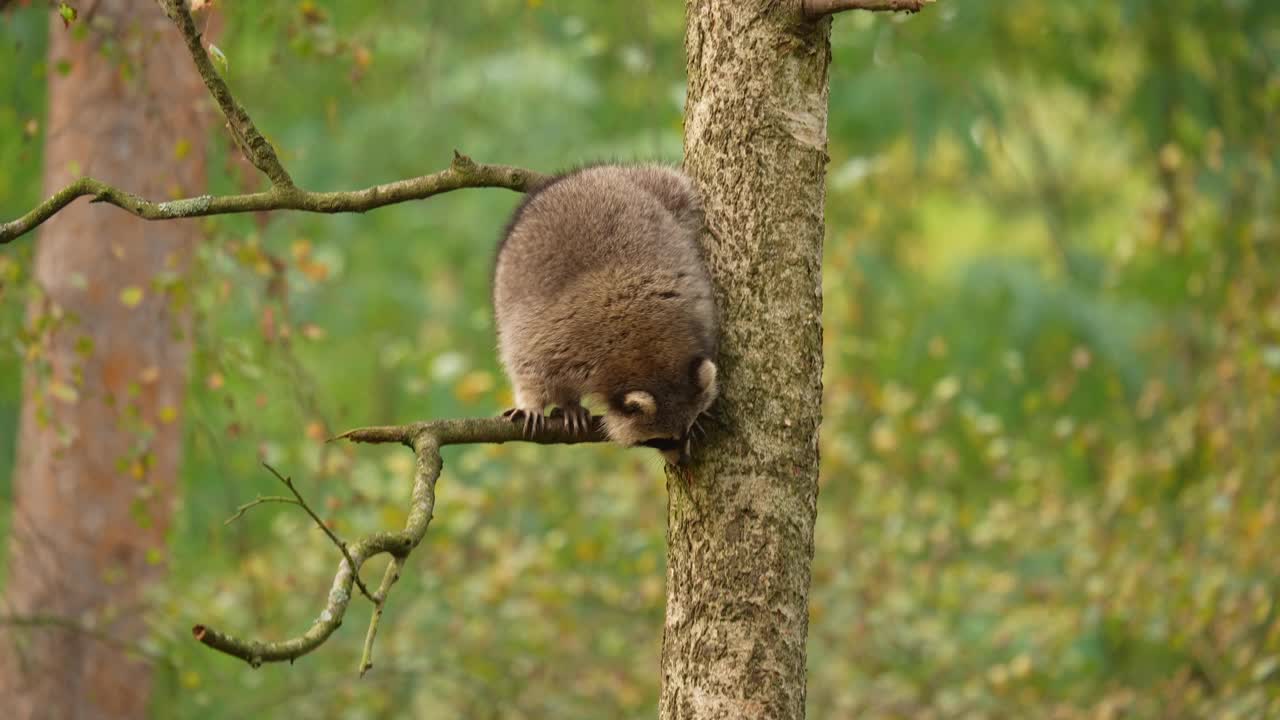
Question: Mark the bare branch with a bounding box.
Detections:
[0,154,548,244]
[803,0,931,19]
[224,495,298,525]
[0,3,554,246]
[262,463,375,604]
[159,0,293,187]
[193,416,607,670]
[0,3,554,245]
[335,415,608,447]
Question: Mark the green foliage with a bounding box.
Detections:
[1,0,1278,717]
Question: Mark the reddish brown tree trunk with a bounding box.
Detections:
[0,3,209,717]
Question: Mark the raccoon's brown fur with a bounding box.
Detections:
[493,164,718,461]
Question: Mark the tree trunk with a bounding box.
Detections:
[0,4,209,717]
[663,2,828,719]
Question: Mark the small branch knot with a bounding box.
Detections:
[451,150,478,173]
[803,0,932,20]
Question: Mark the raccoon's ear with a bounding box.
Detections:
[691,357,718,395]
[622,390,657,416]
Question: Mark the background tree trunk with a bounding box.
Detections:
[0,3,209,717]
[663,2,828,718]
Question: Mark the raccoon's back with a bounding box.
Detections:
[493,165,705,310]
[493,165,717,397]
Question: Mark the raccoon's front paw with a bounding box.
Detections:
[549,403,591,436]
[502,407,545,437]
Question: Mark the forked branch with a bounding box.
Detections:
[159,0,294,187]
[192,417,606,671]
[258,463,376,603]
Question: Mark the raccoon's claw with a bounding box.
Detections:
[551,404,591,436]
[502,408,545,437]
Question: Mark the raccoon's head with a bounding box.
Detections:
[602,356,718,465]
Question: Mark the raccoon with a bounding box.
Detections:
[493,164,719,463]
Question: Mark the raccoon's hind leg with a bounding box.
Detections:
[502,407,545,437]
[501,382,548,437]
[548,399,591,436]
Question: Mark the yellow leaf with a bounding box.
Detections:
[299,260,329,282]
[181,671,201,689]
[352,45,372,69]
[870,419,897,454]
[119,286,144,308]
[207,44,228,74]
[454,371,495,403]
[58,2,78,26]
[1009,654,1032,678]
[574,540,600,562]
[159,405,178,424]
[173,138,191,160]
[48,381,79,404]
[300,323,327,341]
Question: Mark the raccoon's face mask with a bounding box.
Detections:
[603,357,718,464]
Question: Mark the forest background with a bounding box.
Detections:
[0,1,1277,717]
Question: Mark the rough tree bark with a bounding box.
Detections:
[0,3,209,717]
[662,2,828,719]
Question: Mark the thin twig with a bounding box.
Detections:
[261,462,375,603]
[0,154,547,244]
[0,613,175,667]
[224,495,299,525]
[359,557,404,678]
[159,0,293,187]
[802,0,932,19]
